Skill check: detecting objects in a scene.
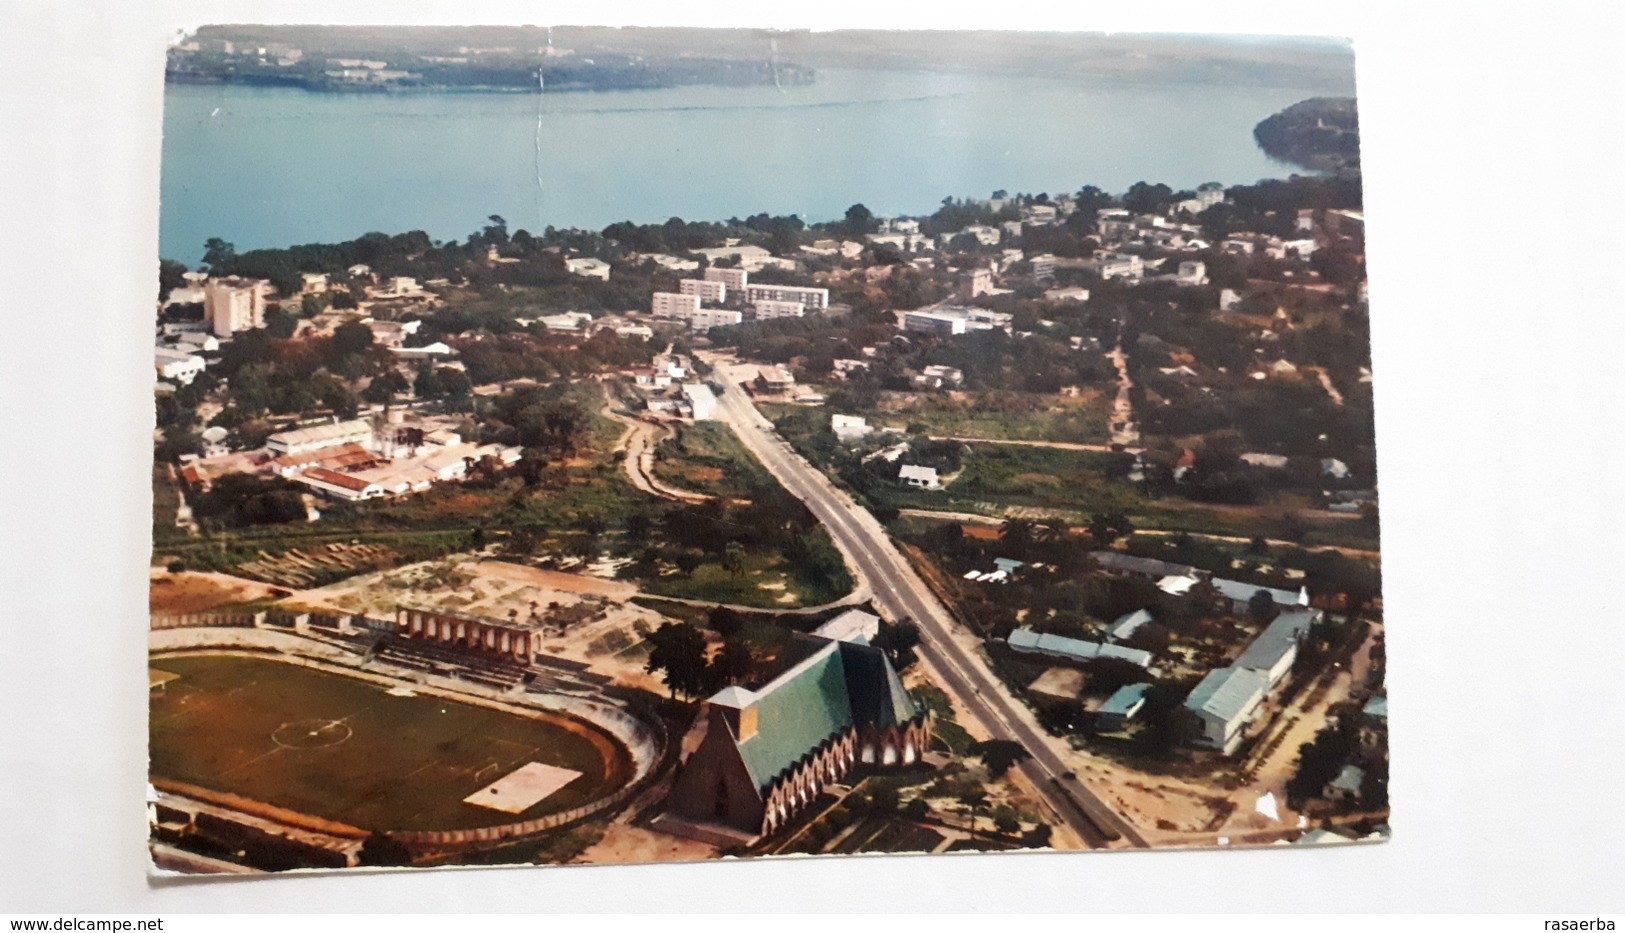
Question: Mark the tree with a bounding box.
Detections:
[958,787,989,837]
[1247,588,1278,624]
[331,320,375,358]
[1000,517,1036,553]
[158,259,189,303]
[992,805,1021,835]
[841,203,879,239]
[202,238,235,271]
[1122,181,1174,215]
[645,622,709,700]
[871,618,921,671]
[707,606,745,638]
[967,739,1032,779]
[362,370,409,406]
[1088,511,1135,547]
[722,540,746,576]
[708,639,755,688]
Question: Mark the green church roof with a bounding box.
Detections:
[731,637,921,791]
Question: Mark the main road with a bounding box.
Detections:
[703,357,1147,849]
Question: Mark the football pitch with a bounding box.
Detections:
[149,654,632,832]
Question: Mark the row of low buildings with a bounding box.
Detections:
[996,551,1324,755]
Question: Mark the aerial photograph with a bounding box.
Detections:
[147,25,1385,874]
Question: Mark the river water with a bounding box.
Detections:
[160,67,1340,265]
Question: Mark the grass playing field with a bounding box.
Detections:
[148,654,632,832]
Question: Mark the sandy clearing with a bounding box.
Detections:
[149,570,286,615]
[471,560,637,599]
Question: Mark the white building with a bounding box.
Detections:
[948,225,1001,247]
[752,299,805,321]
[203,276,270,338]
[813,608,884,644]
[915,365,964,389]
[1098,252,1144,281]
[651,291,703,320]
[899,464,940,489]
[903,311,967,336]
[693,244,771,265]
[174,331,220,353]
[1184,667,1270,754]
[679,278,727,303]
[755,365,796,394]
[565,257,611,280]
[831,414,873,444]
[704,266,748,291]
[266,419,375,457]
[300,272,329,294]
[539,312,594,332]
[390,342,454,360]
[681,307,744,330]
[1176,261,1208,285]
[743,284,829,312]
[642,253,701,272]
[294,467,387,502]
[154,347,206,385]
[681,383,718,421]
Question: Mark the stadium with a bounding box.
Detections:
[148,609,669,872]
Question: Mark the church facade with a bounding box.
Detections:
[664,634,932,840]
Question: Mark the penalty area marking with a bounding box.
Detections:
[463,762,581,814]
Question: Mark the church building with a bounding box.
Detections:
[664,632,932,841]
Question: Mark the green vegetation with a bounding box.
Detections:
[1254,97,1361,172]
[913,684,973,755]
[651,421,773,499]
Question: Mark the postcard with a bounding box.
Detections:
[149,25,1384,874]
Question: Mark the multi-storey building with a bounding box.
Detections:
[743,284,829,311]
[703,266,748,291]
[651,291,702,319]
[679,278,727,303]
[203,276,270,338]
[752,299,805,321]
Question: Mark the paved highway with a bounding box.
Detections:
[705,362,1147,849]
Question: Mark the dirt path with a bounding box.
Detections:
[1106,341,1140,447]
[600,402,712,504]
[928,435,1140,454]
[1311,366,1346,407]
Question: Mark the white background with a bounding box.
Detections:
[2,0,1622,915]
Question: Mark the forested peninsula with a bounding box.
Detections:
[1253,97,1361,173]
